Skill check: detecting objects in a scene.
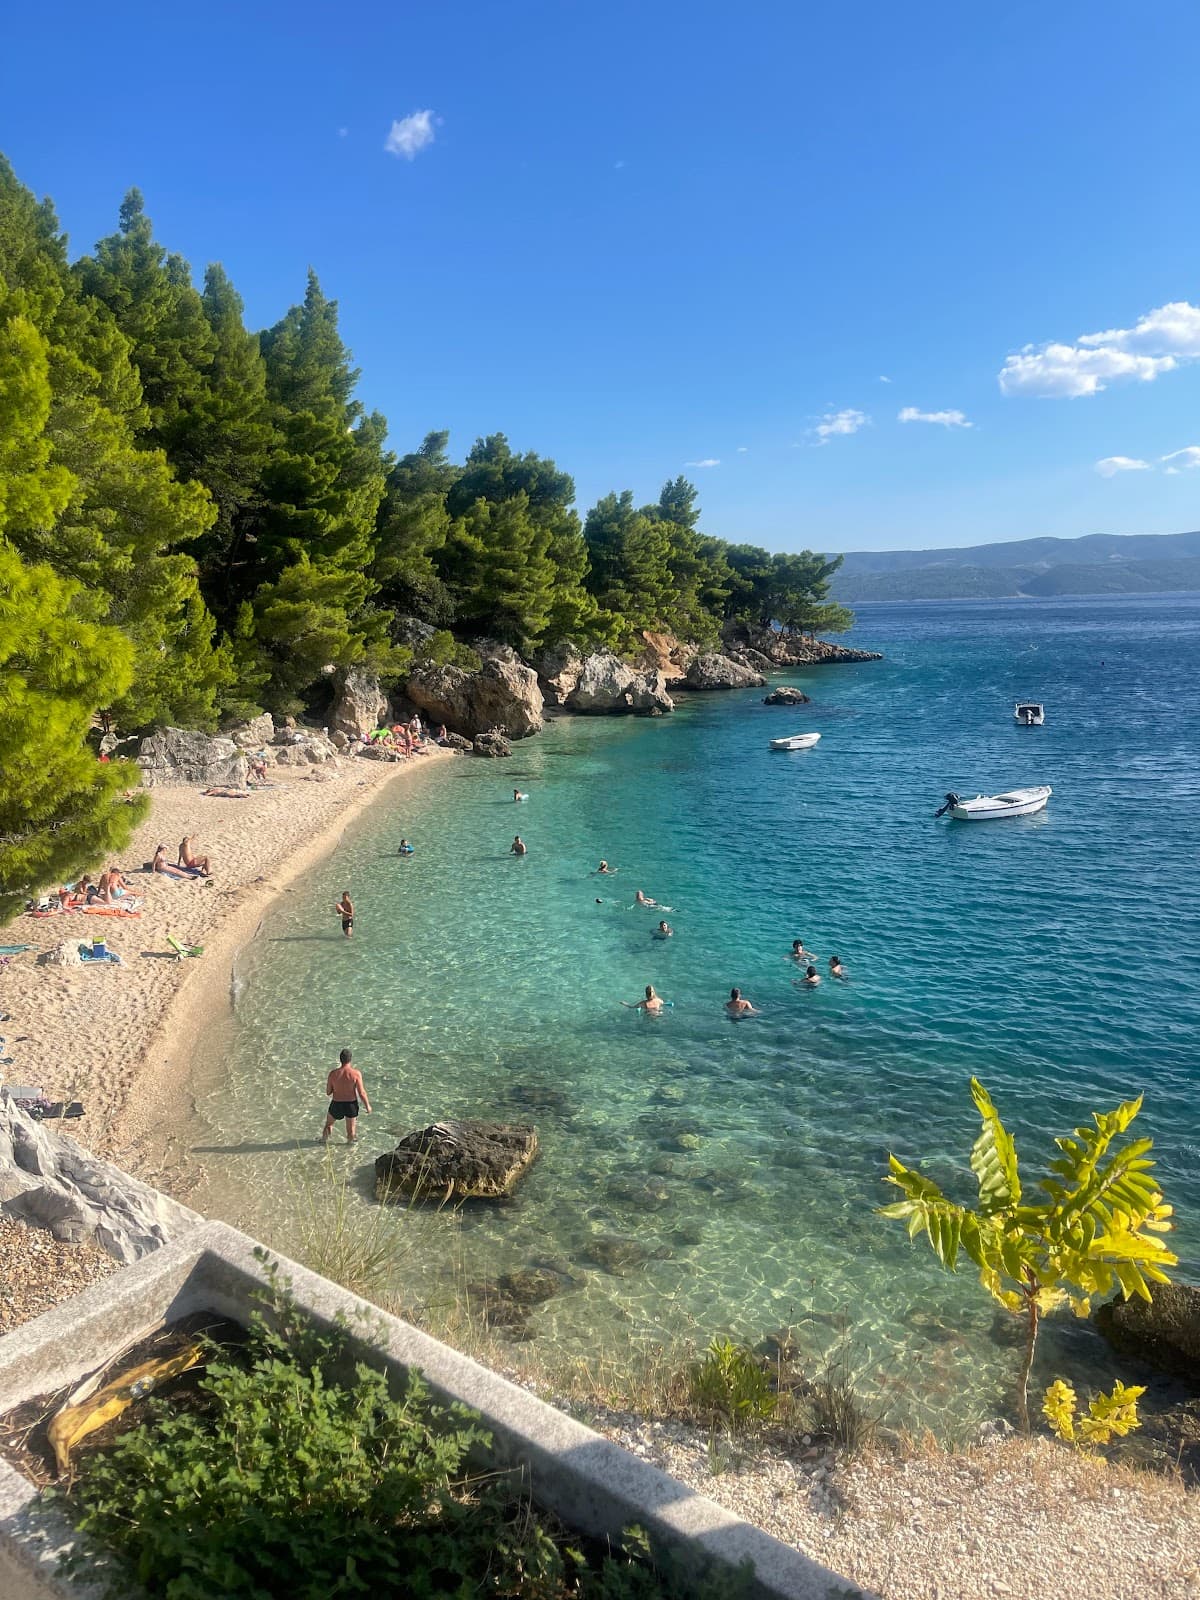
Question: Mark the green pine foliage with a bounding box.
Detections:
[0,147,853,914]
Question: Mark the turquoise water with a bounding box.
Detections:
[192,596,1200,1435]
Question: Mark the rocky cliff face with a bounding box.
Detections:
[330,667,389,739]
[137,728,248,789]
[565,652,674,715]
[684,653,766,690]
[405,658,544,738]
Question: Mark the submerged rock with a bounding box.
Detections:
[498,1266,573,1305]
[374,1120,538,1203]
[583,1235,654,1275]
[605,1175,673,1210]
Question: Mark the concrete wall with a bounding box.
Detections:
[0,1221,869,1600]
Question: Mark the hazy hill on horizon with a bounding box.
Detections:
[828,529,1200,602]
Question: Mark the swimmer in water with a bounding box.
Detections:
[595,860,616,875]
[725,987,760,1018]
[398,838,413,855]
[652,920,673,939]
[511,835,527,856]
[514,789,528,801]
[790,939,817,962]
[622,984,665,1015]
[799,965,821,986]
[634,889,658,907]
[829,955,847,980]
[334,890,354,938]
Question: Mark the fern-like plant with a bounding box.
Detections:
[1042,1378,1145,1449]
[879,1078,1176,1431]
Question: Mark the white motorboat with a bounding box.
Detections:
[770,732,821,751]
[1014,702,1045,726]
[935,785,1052,821]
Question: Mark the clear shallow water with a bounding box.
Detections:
[192,596,1200,1436]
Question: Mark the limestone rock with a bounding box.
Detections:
[0,1097,198,1261]
[473,730,512,758]
[137,728,248,789]
[1094,1284,1200,1379]
[375,1120,538,1202]
[273,731,338,765]
[636,630,696,684]
[566,652,675,716]
[685,653,766,690]
[405,658,543,739]
[734,628,883,666]
[442,732,473,752]
[536,641,584,706]
[330,667,389,740]
[225,712,275,749]
[356,742,405,762]
[763,686,811,706]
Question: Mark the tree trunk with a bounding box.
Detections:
[1016,1295,1040,1433]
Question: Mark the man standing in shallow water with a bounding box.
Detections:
[322,1048,372,1143]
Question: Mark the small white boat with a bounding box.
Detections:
[770,732,821,751]
[1014,702,1045,726]
[935,785,1052,821]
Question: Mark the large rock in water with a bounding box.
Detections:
[566,652,675,715]
[1094,1284,1200,1380]
[405,659,543,739]
[684,653,766,690]
[763,686,811,706]
[0,1097,198,1261]
[375,1120,539,1202]
[536,641,584,706]
[330,667,388,739]
[473,730,512,758]
[137,727,248,789]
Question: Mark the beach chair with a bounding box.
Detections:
[167,935,205,960]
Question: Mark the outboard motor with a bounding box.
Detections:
[934,791,960,818]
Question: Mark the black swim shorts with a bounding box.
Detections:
[341,917,354,932]
[328,1099,359,1120]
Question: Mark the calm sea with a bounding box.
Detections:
[191,595,1200,1435]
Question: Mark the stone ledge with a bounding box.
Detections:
[0,1221,867,1600]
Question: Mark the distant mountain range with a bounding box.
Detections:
[828,530,1200,603]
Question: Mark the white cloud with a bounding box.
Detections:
[999,299,1200,397]
[685,458,720,468]
[878,374,892,384]
[1160,445,1200,472]
[1094,456,1151,478]
[385,110,437,160]
[898,406,972,428]
[812,408,869,442]
[736,445,749,453]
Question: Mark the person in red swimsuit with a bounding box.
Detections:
[322,1048,372,1143]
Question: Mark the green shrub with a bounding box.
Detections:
[57,1272,752,1599]
[688,1338,777,1428]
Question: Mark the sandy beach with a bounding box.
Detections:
[0,749,454,1176]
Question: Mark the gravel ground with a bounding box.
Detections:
[0,1215,118,1334]
[525,1395,1200,1600]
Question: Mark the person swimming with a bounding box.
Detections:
[790,939,817,962]
[829,955,847,980]
[725,987,759,1018]
[511,835,527,855]
[397,838,414,855]
[622,984,665,1015]
[634,889,658,907]
[652,920,673,939]
[513,789,528,801]
[595,860,616,874]
[800,965,821,986]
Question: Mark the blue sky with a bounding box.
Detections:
[4,0,1200,553]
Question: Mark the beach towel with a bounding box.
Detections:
[81,905,141,918]
[0,944,34,955]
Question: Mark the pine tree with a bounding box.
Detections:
[372,430,458,624]
[250,272,391,710]
[583,490,676,637]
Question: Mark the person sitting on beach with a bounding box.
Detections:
[623,984,665,1015]
[790,939,817,962]
[595,860,616,875]
[511,835,527,855]
[334,890,354,937]
[634,889,658,907]
[322,1048,372,1144]
[725,987,760,1018]
[799,965,821,986]
[436,724,449,744]
[250,753,269,782]
[151,844,171,874]
[179,836,211,875]
[829,955,847,980]
[652,920,673,939]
